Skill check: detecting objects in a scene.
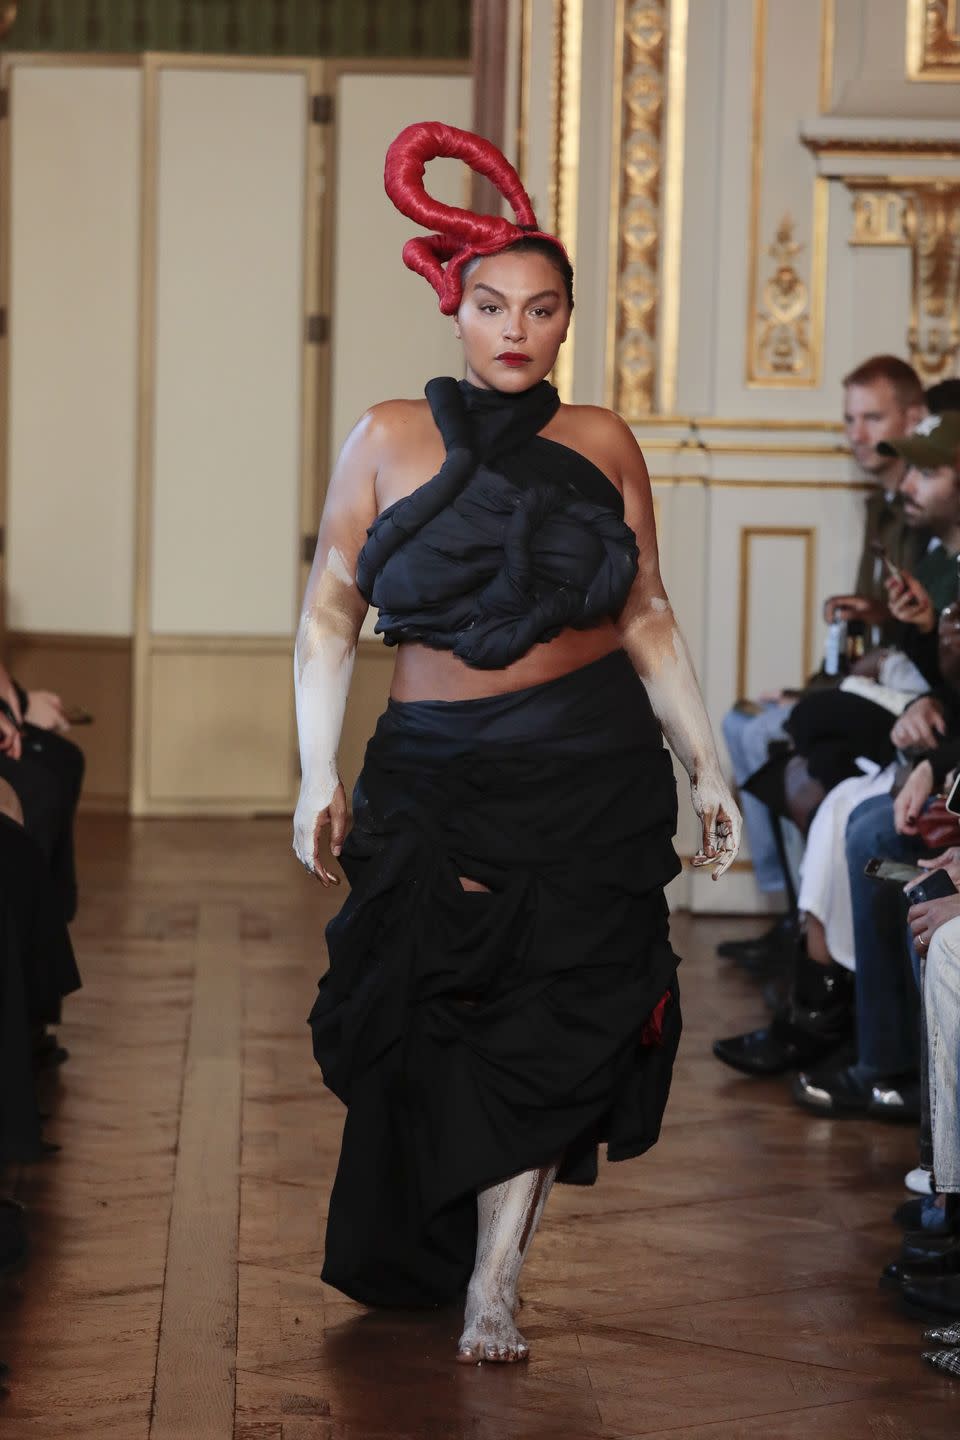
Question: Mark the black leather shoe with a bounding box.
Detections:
[716,914,796,965]
[867,1077,921,1123]
[713,1012,850,1077]
[793,1061,870,1115]
[900,1271,960,1318]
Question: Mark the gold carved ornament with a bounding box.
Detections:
[846,180,960,385]
[753,214,811,379]
[610,0,667,418]
[908,0,960,79]
[905,184,960,383]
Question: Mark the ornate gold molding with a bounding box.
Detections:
[845,177,960,384]
[549,0,581,402]
[907,0,960,81]
[746,0,826,388]
[849,188,909,246]
[906,183,960,382]
[753,215,811,380]
[803,136,960,158]
[606,0,668,418]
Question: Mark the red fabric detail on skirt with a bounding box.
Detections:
[641,991,671,1047]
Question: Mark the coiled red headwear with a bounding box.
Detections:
[384,121,569,316]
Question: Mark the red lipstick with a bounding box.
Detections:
[496,352,532,367]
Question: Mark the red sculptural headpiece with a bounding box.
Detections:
[384,121,569,315]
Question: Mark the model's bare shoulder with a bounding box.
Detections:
[364,398,432,447]
[554,403,646,483]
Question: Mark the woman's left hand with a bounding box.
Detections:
[908,892,960,952]
[885,571,936,633]
[691,773,741,881]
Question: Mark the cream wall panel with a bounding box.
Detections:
[330,73,471,465]
[828,0,960,117]
[150,68,306,636]
[146,646,294,808]
[6,64,141,635]
[675,0,725,415]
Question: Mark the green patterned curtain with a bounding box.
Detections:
[5,1,471,58]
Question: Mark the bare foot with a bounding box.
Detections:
[456,1283,529,1364]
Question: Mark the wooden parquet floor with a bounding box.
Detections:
[1,815,958,1438]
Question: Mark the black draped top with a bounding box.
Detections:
[355,377,639,670]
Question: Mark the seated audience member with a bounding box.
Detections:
[0,771,80,1162]
[720,356,927,969]
[713,414,960,1080]
[0,660,83,923]
[888,897,960,1374]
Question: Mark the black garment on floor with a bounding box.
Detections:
[784,690,897,792]
[0,815,80,1162]
[0,726,84,921]
[309,652,682,1308]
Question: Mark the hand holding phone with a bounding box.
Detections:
[905,867,958,903]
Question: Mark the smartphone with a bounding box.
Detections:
[907,868,958,904]
[64,705,94,726]
[864,857,925,885]
[947,772,960,816]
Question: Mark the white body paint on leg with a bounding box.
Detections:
[457,1164,556,1364]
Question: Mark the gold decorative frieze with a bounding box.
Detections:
[753,214,812,380]
[606,0,668,418]
[905,183,960,382]
[907,0,960,81]
[850,188,909,246]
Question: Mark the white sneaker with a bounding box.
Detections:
[905,1166,934,1195]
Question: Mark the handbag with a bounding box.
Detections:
[915,796,960,850]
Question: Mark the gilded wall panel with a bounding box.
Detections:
[606,0,669,417]
[746,0,825,388]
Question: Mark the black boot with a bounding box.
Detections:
[716,913,797,967]
[713,951,854,1078]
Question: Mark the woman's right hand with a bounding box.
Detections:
[293,780,348,886]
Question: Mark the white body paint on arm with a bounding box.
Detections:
[292,410,381,882]
[609,413,741,878]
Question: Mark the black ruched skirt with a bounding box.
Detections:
[309,649,682,1308]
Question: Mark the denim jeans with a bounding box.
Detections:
[721,701,801,895]
[844,793,923,1079]
[925,918,960,1192]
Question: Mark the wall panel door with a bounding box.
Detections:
[1,58,142,806]
[134,56,324,814]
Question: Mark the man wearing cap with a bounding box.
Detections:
[718,358,928,971]
[715,411,960,1082]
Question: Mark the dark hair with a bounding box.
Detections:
[842,354,924,409]
[926,379,960,414]
[463,237,575,310]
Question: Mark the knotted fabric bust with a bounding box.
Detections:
[355,377,640,669]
